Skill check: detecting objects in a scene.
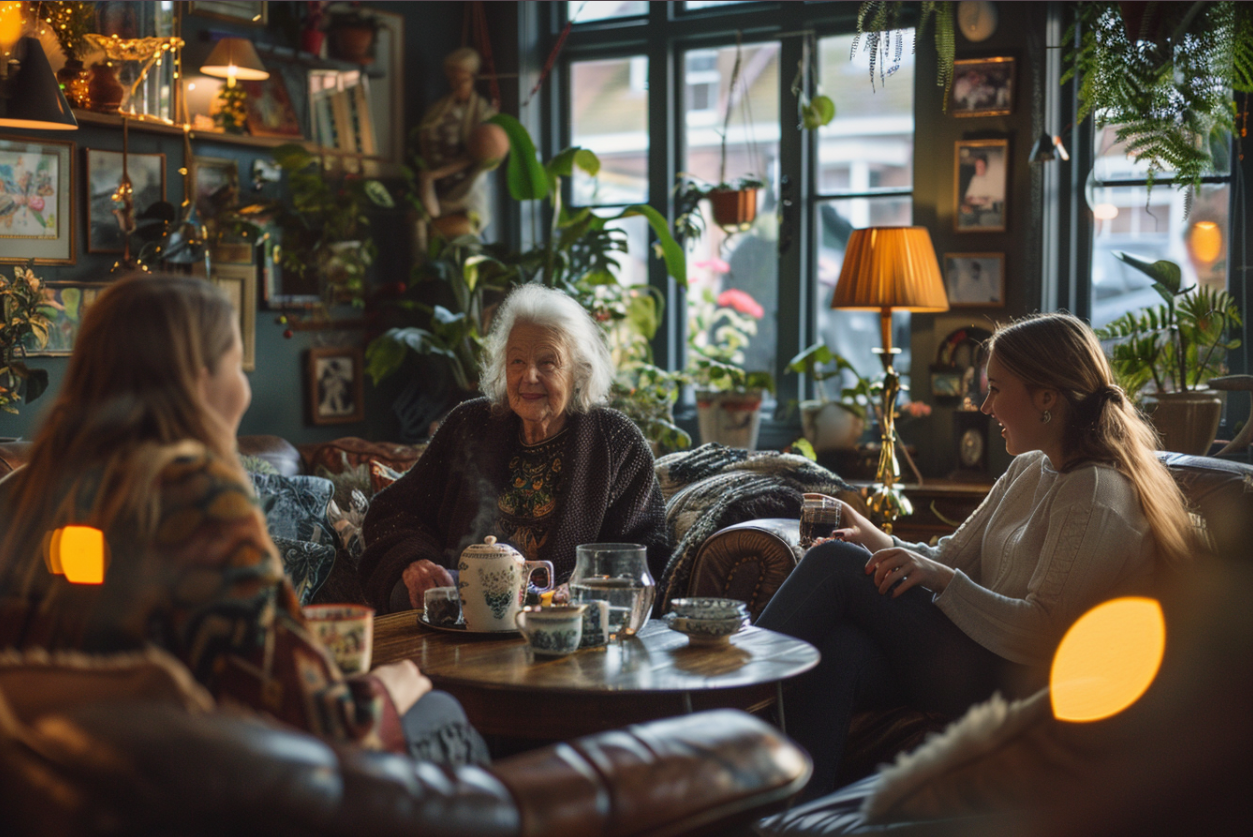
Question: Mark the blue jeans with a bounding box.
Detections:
[757,540,1022,799]
[402,690,490,766]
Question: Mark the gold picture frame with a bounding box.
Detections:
[0,136,76,265]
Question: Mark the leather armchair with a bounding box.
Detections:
[0,651,811,837]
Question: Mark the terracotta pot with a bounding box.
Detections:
[301,28,326,57]
[800,400,866,452]
[1145,389,1223,455]
[86,62,124,113]
[696,389,764,450]
[328,23,377,64]
[707,188,757,229]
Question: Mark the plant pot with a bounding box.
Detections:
[707,188,757,230]
[1144,389,1223,455]
[86,62,125,113]
[800,400,866,452]
[696,389,764,450]
[301,28,326,57]
[328,23,377,64]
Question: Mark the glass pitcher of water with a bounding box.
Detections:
[569,543,655,638]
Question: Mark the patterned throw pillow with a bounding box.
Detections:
[249,472,337,548]
[369,459,408,495]
[314,461,373,510]
[239,453,280,476]
[272,536,337,605]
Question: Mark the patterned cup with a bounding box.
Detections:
[303,604,374,674]
[578,599,611,648]
[515,604,586,657]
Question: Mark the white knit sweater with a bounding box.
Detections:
[896,450,1156,666]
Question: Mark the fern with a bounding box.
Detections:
[855,1,956,108]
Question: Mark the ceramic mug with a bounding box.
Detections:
[303,604,374,674]
[578,599,611,648]
[515,604,585,657]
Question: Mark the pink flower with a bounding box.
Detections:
[717,288,763,319]
[900,401,931,418]
[694,257,731,274]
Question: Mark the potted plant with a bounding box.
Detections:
[326,2,380,64]
[686,286,775,450]
[0,261,56,416]
[787,343,875,452]
[1095,251,1242,454]
[674,174,766,236]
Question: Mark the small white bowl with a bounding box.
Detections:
[669,597,750,621]
[664,612,748,645]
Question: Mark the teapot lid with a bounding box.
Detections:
[461,535,521,557]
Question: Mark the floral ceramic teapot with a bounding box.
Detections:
[457,536,554,631]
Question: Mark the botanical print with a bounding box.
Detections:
[0,150,59,239]
[23,283,106,356]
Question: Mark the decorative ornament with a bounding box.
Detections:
[212,83,248,134]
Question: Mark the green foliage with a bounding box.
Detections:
[212,84,249,134]
[854,2,956,107]
[672,174,766,243]
[787,343,875,418]
[0,261,56,414]
[1095,252,1242,400]
[789,437,818,461]
[1062,1,1253,198]
[34,2,95,62]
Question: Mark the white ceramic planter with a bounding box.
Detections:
[696,389,764,450]
[800,400,866,452]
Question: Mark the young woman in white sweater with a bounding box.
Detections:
[758,312,1197,798]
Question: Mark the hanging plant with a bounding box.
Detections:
[792,32,835,130]
[854,1,956,107]
[1062,1,1253,200]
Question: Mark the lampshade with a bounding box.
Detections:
[0,37,78,130]
[832,227,949,313]
[200,37,269,85]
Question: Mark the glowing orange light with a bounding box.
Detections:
[1189,220,1223,264]
[46,526,109,585]
[1050,597,1165,722]
[1092,203,1119,221]
[0,2,22,53]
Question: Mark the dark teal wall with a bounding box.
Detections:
[1,1,468,444]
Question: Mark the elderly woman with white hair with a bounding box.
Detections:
[358,284,669,613]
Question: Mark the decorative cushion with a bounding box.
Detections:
[239,453,280,476]
[303,437,427,477]
[248,472,336,548]
[369,459,407,495]
[272,537,337,605]
[314,461,373,509]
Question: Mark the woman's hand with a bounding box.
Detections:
[802,493,893,553]
[370,659,432,716]
[865,547,955,597]
[403,559,455,609]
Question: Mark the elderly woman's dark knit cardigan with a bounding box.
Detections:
[358,398,669,613]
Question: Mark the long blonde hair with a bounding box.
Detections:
[988,312,1198,568]
[0,274,241,582]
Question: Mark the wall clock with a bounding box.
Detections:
[957,1,998,42]
[953,410,991,476]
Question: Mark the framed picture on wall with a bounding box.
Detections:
[210,263,257,371]
[944,253,1005,308]
[240,73,303,139]
[951,57,1015,117]
[308,346,365,425]
[22,282,108,356]
[0,136,75,265]
[85,149,166,254]
[188,1,267,25]
[954,139,1009,233]
[189,156,239,226]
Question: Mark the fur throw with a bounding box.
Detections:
[653,443,856,614]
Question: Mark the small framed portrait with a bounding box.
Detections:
[210,264,257,372]
[0,136,75,265]
[85,149,166,254]
[951,57,1015,117]
[944,253,1005,308]
[309,346,365,425]
[188,1,267,25]
[22,282,108,356]
[241,73,303,139]
[954,139,1009,233]
[189,156,239,225]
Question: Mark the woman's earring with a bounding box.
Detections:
[1040,410,1052,424]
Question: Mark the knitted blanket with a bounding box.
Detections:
[653,443,859,614]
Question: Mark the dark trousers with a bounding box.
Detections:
[757,540,1022,799]
[401,690,491,766]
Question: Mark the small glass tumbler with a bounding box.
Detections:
[799,495,842,549]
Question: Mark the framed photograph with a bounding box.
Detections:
[241,73,303,139]
[210,264,257,372]
[951,57,1015,117]
[0,136,75,265]
[944,253,1006,308]
[23,283,108,356]
[309,346,365,425]
[189,156,239,226]
[188,1,267,25]
[85,149,166,254]
[955,139,1009,233]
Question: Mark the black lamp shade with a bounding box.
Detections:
[1029,132,1056,163]
[0,38,78,130]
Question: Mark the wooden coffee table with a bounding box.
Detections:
[373,612,819,743]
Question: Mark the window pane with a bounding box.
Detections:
[1094,123,1231,182]
[1089,182,1229,328]
[568,1,649,23]
[815,197,914,392]
[683,41,781,385]
[571,56,649,205]
[596,212,650,287]
[684,1,758,9]
[818,32,914,194]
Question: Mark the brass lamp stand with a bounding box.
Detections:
[832,227,949,535]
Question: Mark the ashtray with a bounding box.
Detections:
[663,612,748,646]
[669,597,750,621]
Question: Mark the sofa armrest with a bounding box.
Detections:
[687,518,801,622]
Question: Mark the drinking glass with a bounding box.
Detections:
[569,543,655,638]
[799,494,842,549]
